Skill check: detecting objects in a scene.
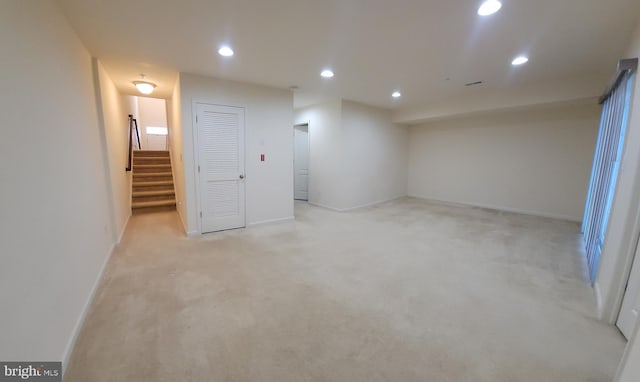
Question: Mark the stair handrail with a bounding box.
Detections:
[133,118,141,150]
[126,114,142,172]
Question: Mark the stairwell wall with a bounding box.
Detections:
[0,0,119,368]
[167,74,189,233]
[95,59,132,242]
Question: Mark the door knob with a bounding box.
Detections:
[239,174,245,179]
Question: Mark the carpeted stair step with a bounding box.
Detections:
[133,164,171,173]
[131,151,176,214]
[131,199,176,209]
[132,189,176,203]
[132,189,175,197]
[133,172,173,181]
[133,150,170,157]
[133,157,171,165]
[132,180,174,187]
[133,182,174,192]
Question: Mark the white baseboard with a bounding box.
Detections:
[248,216,294,227]
[594,282,604,319]
[62,244,115,376]
[117,214,131,244]
[186,217,294,234]
[340,195,406,212]
[176,207,193,236]
[309,195,406,212]
[408,195,581,222]
[307,201,342,211]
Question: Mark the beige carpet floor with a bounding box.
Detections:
[65,198,626,381]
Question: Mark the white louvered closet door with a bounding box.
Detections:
[196,103,245,233]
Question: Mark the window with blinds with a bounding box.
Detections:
[583,70,635,283]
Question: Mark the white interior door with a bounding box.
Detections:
[294,125,309,201]
[618,239,640,339]
[196,103,245,233]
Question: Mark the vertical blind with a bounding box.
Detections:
[583,69,635,283]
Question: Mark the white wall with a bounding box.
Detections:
[137,96,168,150]
[408,103,600,221]
[294,100,409,211]
[0,0,117,367]
[179,73,294,233]
[294,100,345,209]
[167,75,188,232]
[124,95,138,119]
[341,101,408,209]
[95,60,132,242]
[122,95,141,148]
[596,19,640,322]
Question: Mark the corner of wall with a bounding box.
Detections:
[168,73,190,235]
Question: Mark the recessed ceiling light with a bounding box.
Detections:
[392,91,402,98]
[478,0,502,16]
[321,69,334,78]
[218,46,234,57]
[511,56,529,66]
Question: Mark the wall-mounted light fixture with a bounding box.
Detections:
[133,74,156,95]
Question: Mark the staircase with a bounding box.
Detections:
[131,150,176,214]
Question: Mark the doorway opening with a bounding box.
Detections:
[125,95,169,151]
[125,95,176,214]
[294,123,309,202]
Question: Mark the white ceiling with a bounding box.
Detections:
[57,0,640,112]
